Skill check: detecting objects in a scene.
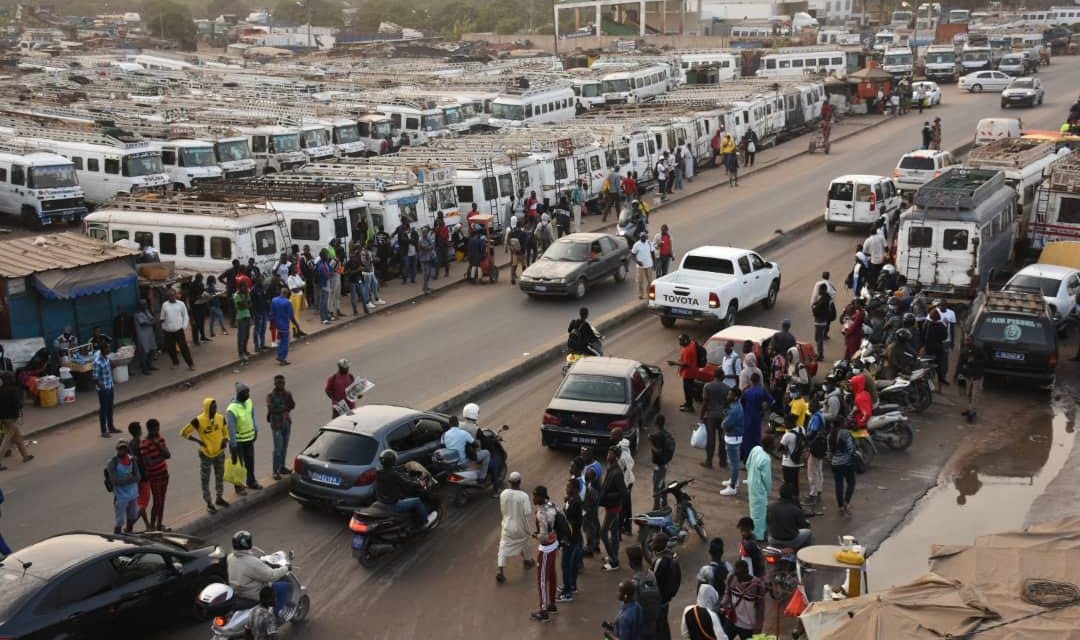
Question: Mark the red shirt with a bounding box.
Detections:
[325,372,356,408]
[235,272,252,293]
[658,233,673,257]
[621,176,637,195]
[679,342,699,380]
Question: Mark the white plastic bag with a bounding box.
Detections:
[690,422,708,449]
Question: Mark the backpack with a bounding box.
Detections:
[654,554,682,602]
[704,560,729,595]
[809,431,829,459]
[103,465,114,493]
[788,429,808,464]
[812,296,830,320]
[635,575,662,632]
[695,341,708,368]
[553,508,573,546]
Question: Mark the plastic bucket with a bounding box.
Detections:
[39,387,58,408]
[60,387,76,404]
[113,365,129,384]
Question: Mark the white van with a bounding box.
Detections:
[236,125,308,175]
[825,175,903,232]
[152,139,224,190]
[974,117,1022,147]
[0,148,88,228]
[84,195,286,276]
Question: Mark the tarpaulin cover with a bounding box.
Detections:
[32,260,137,301]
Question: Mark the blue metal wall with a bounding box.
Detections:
[4,278,138,344]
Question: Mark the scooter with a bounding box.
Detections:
[877,368,933,412]
[867,406,914,451]
[196,550,310,639]
[432,425,509,507]
[349,468,441,568]
[633,479,706,561]
[762,545,801,602]
[615,207,646,248]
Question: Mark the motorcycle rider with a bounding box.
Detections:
[227,530,290,613]
[567,307,603,356]
[374,449,437,528]
[882,328,919,380]
[443,405,492,483]
[766,483,814,551]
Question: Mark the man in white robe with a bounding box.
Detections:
[496,471,535,583]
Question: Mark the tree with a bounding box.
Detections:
[272,0,343,27]
[143,0,198,50]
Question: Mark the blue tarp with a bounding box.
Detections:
[32,261,137,301]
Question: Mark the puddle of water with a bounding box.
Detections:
[867,398,1074,590]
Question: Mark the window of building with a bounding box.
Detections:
[290,219,320,241]
[184,235,205,257]
[159,232,176,255]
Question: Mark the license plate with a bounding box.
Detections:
[571,436,598,445]
[670,308,693,317]
[311,472,342,486]
[995,351,1025,361]
[351,535,366,550]
[534,285,547,292]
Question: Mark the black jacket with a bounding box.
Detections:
[564,494,583,542]
[0,385,22,420]
[375,468,423,504]
[653,552,681,603]
[766,499,810,541]
[599,466,626,508]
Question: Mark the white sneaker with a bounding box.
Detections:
[722,479,731,486]
[270,341,278,347]
[377,299,387,305]
[425,511,439,526]
[719,487,737,496]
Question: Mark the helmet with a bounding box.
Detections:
[883,264,897,274]
[896,328,913,342]
[462,403,480,422]
[232,530,253,551]
[379,449,398,468]
[337,358,349,369]
[902,312,916,327]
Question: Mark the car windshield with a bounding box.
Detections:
[557,374,629,404]
[1006,274,1061,297]
[271,134,301,153]
[0,567,45,623]
[603,79,632,93]
[963,51,990,61]
[303,430,378,465]
[335,125,360,143]
[491,103,525,120]
[900,156,935,170]
[215,139,252,162]
[975,314,1051,347]
[1010,79,1034,89]
[543,241,590,262]
[181,147,217,167]
[122,153,164,177]
[29,164,78,188]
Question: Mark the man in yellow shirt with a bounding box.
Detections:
[180,398,230,514]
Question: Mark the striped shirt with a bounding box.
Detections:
[92,352,113,390]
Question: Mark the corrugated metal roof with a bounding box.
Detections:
[0,232,139,279]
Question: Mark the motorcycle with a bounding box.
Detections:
[431,425,509,507]
[196,550,310,639]
[562,340,603,375]
[615,207,646,248]
[349,466,441,568]
[762,545,801,602]
[633,479,706,561]
[868,405,914,451]
[876,368,933,412]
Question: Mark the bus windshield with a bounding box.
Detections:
[300,129,330,148]
[491,103,525,121]
[215,139,252,162]
[885,53,913,65]
[271,134,301,153]
[444,107,463,125]
[925,52,954,64]
[963,51,990,61]
[123,153,164,177]
[181,147,218,167]
[579,84,601,98]
[371,121,392,138]
[603,79,632,93]
[334,125,360,143]
[29,164,78,189]
[421,114,446,132]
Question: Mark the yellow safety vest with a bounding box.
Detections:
[227,399,255,443]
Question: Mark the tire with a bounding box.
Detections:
[884,422,914,451]
[912,381,932,412]
[660,315,676,328]
[572,278,587,300]
[638,526,659,563]
[693,520,708,541]
[358,549,378,568]
[1001,102,1008,109]
[614,261,628,282]
[722,303,738,328]
[21,207,42,231]
[971,84,982,93]
[763,281,779,309]
[855,438,875,470]
[826,223,836,232]
[292,594,311,623]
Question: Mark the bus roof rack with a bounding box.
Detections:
[912,167,1006,210]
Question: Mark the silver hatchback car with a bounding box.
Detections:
[289,405,451,511]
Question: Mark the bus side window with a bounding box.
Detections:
[161,149,176,166]
[71,157,83,170]
[10,165,24,186]
[159,233,176,255]
[251,137,266,153]
[88,158,99,172]
[0,168,6,181]
[104,159,119,175]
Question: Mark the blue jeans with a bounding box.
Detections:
[402,255,417,283]
[421,259,434,290]
[726,442,742,487]
[349,281,369,313]
[272,579,291,615]
[253,313,267,351]
[276,326,290,362]
[362,272,380,301]
[272,426,291,473]
[390,496,427,526]
[561,539,582,594]
[653,464,668,509]
[97,387,115,434]
[317,286,330,322]
[208,306,226,335]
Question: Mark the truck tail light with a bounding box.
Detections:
[708,292,720,308]
[648,283,656,300]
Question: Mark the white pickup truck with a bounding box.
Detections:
[647,246,782,328]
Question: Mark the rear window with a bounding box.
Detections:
[828,182,854,201]
[975,314,1051,347]
[1005,274,1061,297]
[899,156,935,170]
[303,430,378,465]
[682,256,734,274]
[557,374,629,404]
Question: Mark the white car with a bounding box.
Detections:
[958,69,1012,93]
[825,174,903,231]
[911,81,942,107]
[1002,263,1080,331]
[648,246,781,328]
[1000,77,1044,109]
[894,149,959,192]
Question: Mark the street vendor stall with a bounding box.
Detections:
[847,65,893,115]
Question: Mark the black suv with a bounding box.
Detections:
[963,289,1058,386]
